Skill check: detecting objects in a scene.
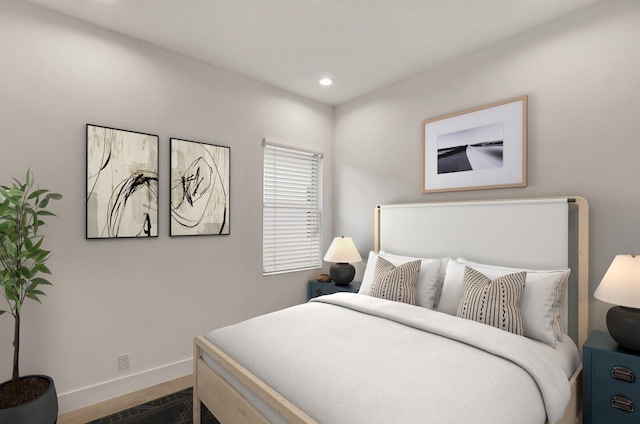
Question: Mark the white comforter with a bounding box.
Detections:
[205,293,571,424]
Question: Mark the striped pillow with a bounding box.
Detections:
[457,266,526,335]
[369,256,420,305]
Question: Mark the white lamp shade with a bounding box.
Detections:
[595,255,640,308]
[323,236,362,263]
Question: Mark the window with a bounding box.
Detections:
[263,141,322,275]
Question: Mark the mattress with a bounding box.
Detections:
[202,293,579,424]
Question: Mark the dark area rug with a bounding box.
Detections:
[88,387,219,424]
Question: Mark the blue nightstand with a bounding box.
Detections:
[307,280,361,300]
[583,330,640,423]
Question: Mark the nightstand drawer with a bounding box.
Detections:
[592,350,640,389]
[592,381,640,421]
[583,331,640,424]
[593,409,638,424]
[311,284,341,297]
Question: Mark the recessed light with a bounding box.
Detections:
[319,78,333,86]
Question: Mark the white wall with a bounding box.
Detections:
[0,0,333,413]
[334,0,640,333]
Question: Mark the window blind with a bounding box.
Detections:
[263,144,322,274]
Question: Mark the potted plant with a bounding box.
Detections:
[0,169,62,423]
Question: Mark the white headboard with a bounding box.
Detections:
[373,197,589,353]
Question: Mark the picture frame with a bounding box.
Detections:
[170,138,230,236]
[422,95,527,193]
[86,124,159,239]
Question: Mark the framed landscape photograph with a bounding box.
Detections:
[422,95,527,193]
[86,124,159,239]
[170,138,230,236]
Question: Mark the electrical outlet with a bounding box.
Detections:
[118,353,130,370]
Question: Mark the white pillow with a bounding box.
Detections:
[437,258,570,346]
[359,251,443,309]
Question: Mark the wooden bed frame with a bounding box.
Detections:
[194,197,589,424]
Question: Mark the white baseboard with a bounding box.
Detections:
[57,357,193,416]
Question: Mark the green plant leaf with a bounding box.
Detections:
[26,293,42,303]
[28,189,48,200]
[27,289,46,297]
[35,263,52,275]
[32,237,44,250]
[5,240,17,256]
[0,206,15,219]
[30,277,52,286]
[20,266,31,278]
[34,250,51,262]
[36,210,56,217]
[5,286,18,301]
[26,293,42,304]
[38,197,50,209]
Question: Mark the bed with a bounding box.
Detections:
[194,197,589,424]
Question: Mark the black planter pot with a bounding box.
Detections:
[0,375,58,424]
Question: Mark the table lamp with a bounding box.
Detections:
[323,236,362,286]
[594,254,640,351]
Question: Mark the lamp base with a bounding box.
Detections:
[329,263,355,286]
[607,306,640,351]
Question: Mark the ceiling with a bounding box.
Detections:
[23,0,602,106]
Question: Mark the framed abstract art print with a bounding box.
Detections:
[170,138,230,236]
[86,124,159,239]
